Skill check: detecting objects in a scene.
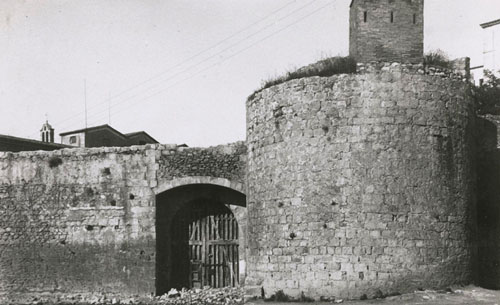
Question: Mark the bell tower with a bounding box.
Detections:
[40,120,55,143]
[349,0,424,63]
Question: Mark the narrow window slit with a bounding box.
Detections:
[364,11,367,22]
[390,11,394,23]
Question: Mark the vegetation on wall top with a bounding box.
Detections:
[422,49,500,116]
[248,56,357,101]
[423,49,453,69]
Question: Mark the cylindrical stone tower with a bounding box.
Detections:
[246,63,476,299]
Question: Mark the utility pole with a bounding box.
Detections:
[84,79,88,129]
[108,91,111,125]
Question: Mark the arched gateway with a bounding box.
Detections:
[154,181,246,295]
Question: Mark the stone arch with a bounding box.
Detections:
[153,176,245,196]
[154,179,246,295]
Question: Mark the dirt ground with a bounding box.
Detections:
[248,286,500,305]
[3,286,499,305]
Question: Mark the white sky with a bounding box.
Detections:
[0,0,499,147]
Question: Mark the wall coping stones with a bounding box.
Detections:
[0,141,247,159]
[356,61,470,82]
[247,61,472,106]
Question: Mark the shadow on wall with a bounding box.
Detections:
[477,117,500,289]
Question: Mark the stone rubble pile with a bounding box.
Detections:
[14,287,244,305]
[157,287,244,305]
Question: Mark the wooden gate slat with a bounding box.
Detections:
[187,204,239,289]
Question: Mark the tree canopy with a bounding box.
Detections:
[475,70,500,115]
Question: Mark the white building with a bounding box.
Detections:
[472,18,500,85]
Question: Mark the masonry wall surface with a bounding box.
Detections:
[477,117,500,289]
[246,63,476,299]
[349,0,424,63]
[478,149,500,289]
[0,142,246,302]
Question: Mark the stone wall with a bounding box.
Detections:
[157,143,246,185]
[0,142,246,301]
[349,0,424,63]
[477,116,500,289]
[246,62,476,299]
[478,150,500,289]
[479,115,500,146]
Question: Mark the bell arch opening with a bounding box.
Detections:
[155,183,246,295]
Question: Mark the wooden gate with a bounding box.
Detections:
[172,201,239,289]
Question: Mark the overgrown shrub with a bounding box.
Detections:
[474,69,500,115]
[298,291,314,302]
[249,56,357,100]
[265,290,291,302]
[373,289,386,299]
[264,290,314,302]
[424,49,452,69]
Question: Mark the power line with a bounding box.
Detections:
[103,0,300,102]
[89,0,334,127]
[54,0,321,134]
[54,0,324,132]
[30,0,302,136]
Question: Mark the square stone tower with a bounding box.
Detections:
[349,0,424,63]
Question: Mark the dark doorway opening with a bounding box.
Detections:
[155,184,245,295]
